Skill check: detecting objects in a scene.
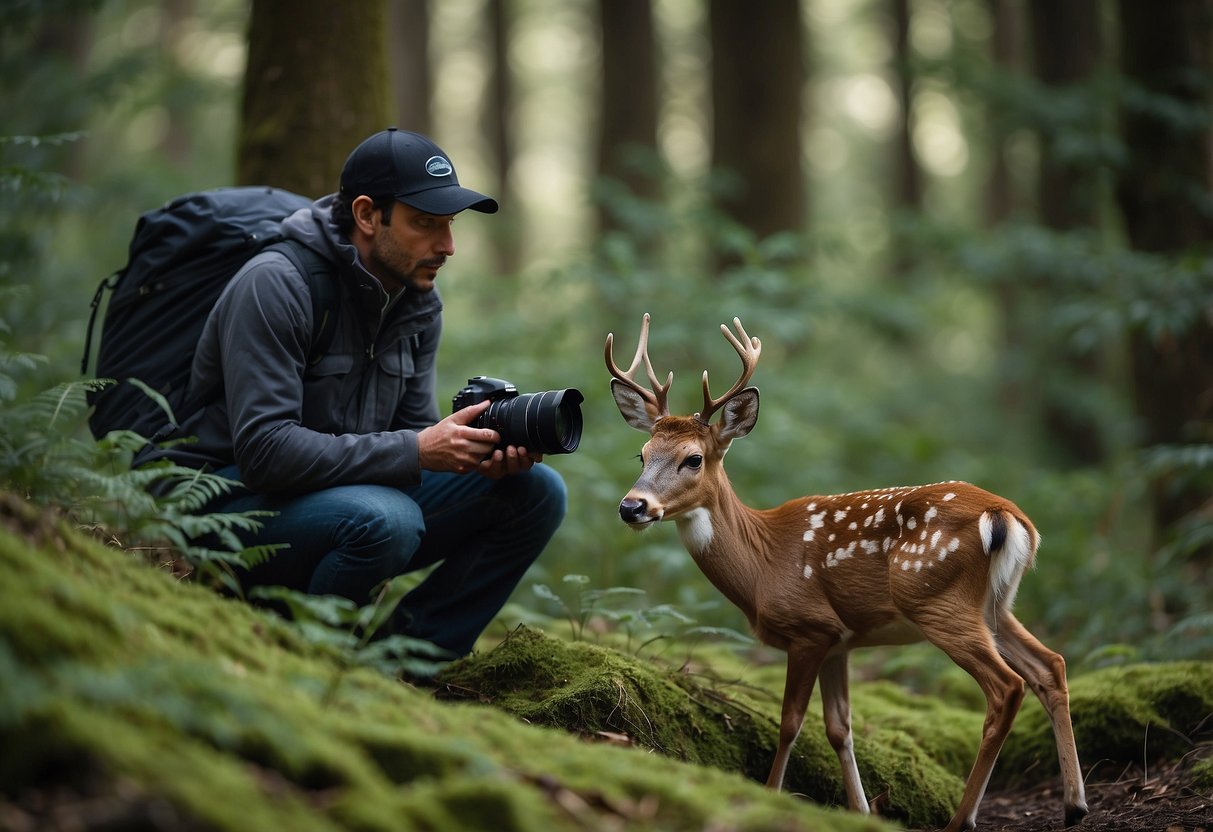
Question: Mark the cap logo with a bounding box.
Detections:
[425,155,453,177]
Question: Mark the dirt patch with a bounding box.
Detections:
[977,750,1211,832]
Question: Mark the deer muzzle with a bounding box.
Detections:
[619,496,656,526]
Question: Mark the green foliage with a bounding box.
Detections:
[249,582,455,690]
[530,573,754,657]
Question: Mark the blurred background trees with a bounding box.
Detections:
[3,0,1211,673]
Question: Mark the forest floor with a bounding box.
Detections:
[976,748,1211,832]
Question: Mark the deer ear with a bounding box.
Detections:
[611,379,658,432]
[716,387,759,441]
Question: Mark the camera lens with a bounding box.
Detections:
[484,388,584,454]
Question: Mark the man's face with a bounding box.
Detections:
[367,202,456,293]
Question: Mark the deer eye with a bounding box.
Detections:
[681,454,703,471]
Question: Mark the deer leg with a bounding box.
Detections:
[820,651,870,813]
[766,641,828,790]
[919,616,1025,832]
[995,612,1089,827]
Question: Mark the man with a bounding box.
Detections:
[149,128,567,657]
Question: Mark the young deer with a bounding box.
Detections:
[605,314,1088,832]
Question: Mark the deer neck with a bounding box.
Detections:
[674,485,768,619]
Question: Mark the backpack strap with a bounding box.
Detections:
[265,240,342,366]
[150,240,341,443]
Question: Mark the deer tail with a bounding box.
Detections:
[980,509,1038,623]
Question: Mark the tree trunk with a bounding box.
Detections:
[239,0,392,196]
[708,0,805,244]
[891,0,922,221]
[1027,0,1107,466]
[596,0,660,236]
[388,0,432,134]
[483,0,521,276]
[1116,0,1213,546]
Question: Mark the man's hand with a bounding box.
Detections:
[417,401,500,474]
[417,401,543,477]
[475,444,543,480]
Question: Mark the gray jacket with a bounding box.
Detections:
[146,195,442,492]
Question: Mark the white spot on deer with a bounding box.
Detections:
[900,560,911,571]
[861,539,880,555]
[943,492,956,501]
[834,509,848,523]
[920,529,928,541]
[803,564,813,579]
[826,540,859,568]
[873,507,885,525]
[828,533,836,542]
[914,560,924,572]
[931,530,942,549]
[864,514,874,528]
[924,506,938,524]
[806,502,817,512]
[907,516,918,530]
[849,522,858,531]
[883,536,893,552]
[803,529,815,542]
[809,510,826,530]
[676,508,713,553]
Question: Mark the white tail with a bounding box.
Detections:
[606,315,1088,832]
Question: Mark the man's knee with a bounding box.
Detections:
[519,463,568,531]
[333,486,426,568]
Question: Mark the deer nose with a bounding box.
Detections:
[619,497,648,523]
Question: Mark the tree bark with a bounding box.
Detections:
[597,0,660,236]
[388,0,432,134]
[1116,0,1213,547]
[1028,0,1107,466]
[239,0,392,196]
[708,0,805,243]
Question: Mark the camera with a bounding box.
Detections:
[452,376,584,455]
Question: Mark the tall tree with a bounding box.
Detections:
[708,0,805,243]
[890,0,922,223]
[596,0,660,236]
[1027,0,1107,466]
[1115,0,1213,543]
[388,0,432,134]
[239,1,392,196]
[483,0,521,275]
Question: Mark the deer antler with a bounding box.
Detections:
[697,317,762,424]
[604,312,672,419]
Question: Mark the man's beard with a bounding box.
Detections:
[369,234,445,293]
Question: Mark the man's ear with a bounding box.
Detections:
[352,195,382,236]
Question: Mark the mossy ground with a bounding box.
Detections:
[2,493,1210,831]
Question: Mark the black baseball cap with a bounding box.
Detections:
[339,127,498,215]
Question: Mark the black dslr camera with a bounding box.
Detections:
[452,376,584,455]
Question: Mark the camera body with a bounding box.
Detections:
[452,376,518,411]
[452,376,583,455]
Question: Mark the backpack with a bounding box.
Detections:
[81,186,341,442]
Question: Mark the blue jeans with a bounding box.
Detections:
[209,464,567,656]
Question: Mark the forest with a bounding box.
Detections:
[2,1,1211,831]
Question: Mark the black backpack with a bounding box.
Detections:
[82,186,341,442]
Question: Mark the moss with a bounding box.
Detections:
[5,490,1208,831]
[0,496,890,832]
[997,661,1213,785]
[439,626,969,828]
[1192,754,1213,791]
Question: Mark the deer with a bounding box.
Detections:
[604,313,1089,832]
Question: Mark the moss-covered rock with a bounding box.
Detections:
[0,494,888,832]
[997,660,1213,786]
[437,626,973,829]
[4,491,1209,831]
